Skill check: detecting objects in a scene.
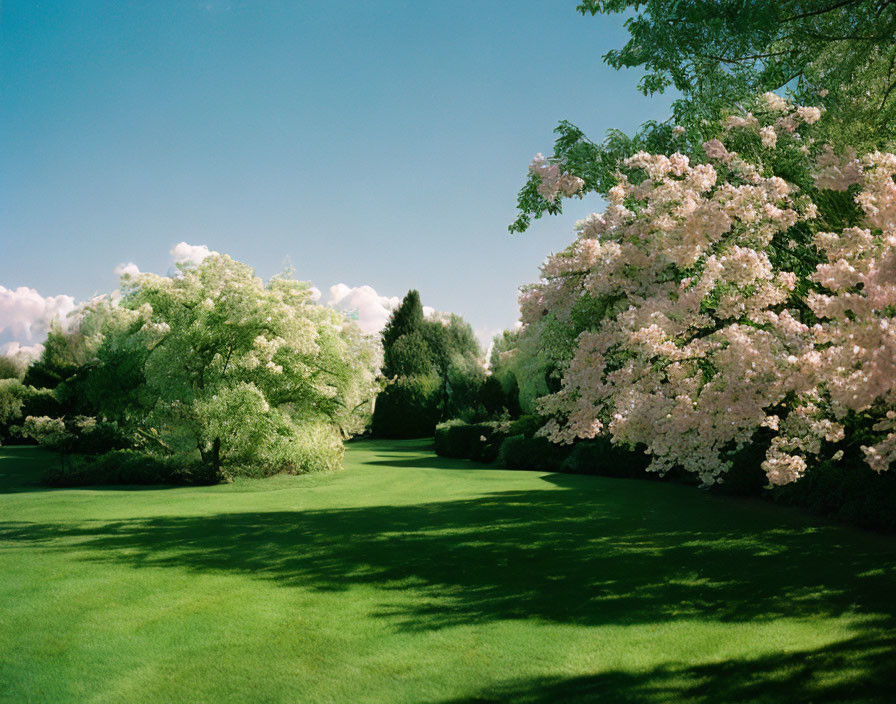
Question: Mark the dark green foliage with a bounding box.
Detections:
[383,330,438,378]
[24,417,133,457]
[371,375,442,438]
[508,414,544,439]
[422,315,481,374]
[434,421,505,463]
[771,460,896,533]
[479,376,505,417]
[435,416,550,464]
[22,328,91,390]
[375,291,484,434]
[502,374,521,418]
[561,438,651,478]
[43,449,213,487]
[20,387,62,419]
[578,0,896,147]
[0,356,25,381]
[497,434,572,472]
[444,354,485,422]
[65,338,151,423]
[711,437,773,497]
[480,374,521,419]
[381,290,425,351]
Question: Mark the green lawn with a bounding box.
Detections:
[1,440,895,703]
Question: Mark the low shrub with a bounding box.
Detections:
[20,415,132,456]
[560,438,651,478]
[270,421,345,476]
[505,414,544,439]
[434,420,504,462]
[770,459,896,533]
[497,434,572,472]
[43,449,214,487]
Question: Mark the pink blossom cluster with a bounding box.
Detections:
[520,102,896,486]
[529,153,585,201]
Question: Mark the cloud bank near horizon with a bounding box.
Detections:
[3,242,505,358]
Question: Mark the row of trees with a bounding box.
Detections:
[371,290,519,437]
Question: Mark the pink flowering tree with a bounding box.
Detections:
[519,94,896,486]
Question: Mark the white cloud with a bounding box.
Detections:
[0,341,45,361]
[170,242,217,268]
[114,262,141,278]
[324,284,400,335]
[0,285,78,342]
[475,326,500,348]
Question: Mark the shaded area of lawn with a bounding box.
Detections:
[3,493,895,632]
[439,633,896,703]
[2,439,896,702]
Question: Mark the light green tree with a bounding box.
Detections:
[94,254,379,478]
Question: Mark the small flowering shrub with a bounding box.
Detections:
[521,94,896,486]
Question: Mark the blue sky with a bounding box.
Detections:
[0,0,674,351]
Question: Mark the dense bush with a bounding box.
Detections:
[434,421,504,462]
[0,379,25,444]
[479,376,506,417]
[560,438,651,478]
[21,386,62,419]
[444,354,485,422]
[770,460,896,533]
[1,383,63,444]
[497,434,572,472]
[20,415,132,456]
[371,374,442,438]
[505,414,544,440]
[43,449,214,487]
[709,436,772,497]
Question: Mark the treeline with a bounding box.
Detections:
[370,290,519,437]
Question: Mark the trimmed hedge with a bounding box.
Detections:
[43,450,216,487]
[434,421,504,462]
[438,417,896,533]
[770,459,896,533]
[560,438,651,478]
[497,434,572,472]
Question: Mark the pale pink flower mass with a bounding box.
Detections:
[518,100,896,486]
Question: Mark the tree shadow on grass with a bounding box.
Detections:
[0,446,53,493]
[3,483,896,634]
[5,454,896,701]
[439,632,896,703]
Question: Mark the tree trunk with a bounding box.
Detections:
[211,437,225,482]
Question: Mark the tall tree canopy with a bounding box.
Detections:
[510,0,896,233]
[374,290,484,436]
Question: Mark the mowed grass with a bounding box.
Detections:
[1,440,896,703]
